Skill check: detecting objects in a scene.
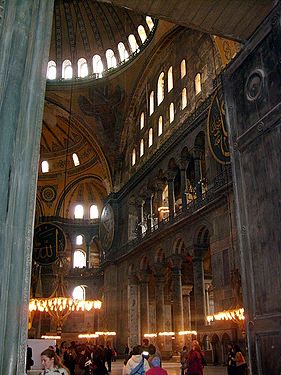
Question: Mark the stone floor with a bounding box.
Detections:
[110,360,228,375]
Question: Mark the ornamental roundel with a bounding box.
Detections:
[99,203,114,252]
[33,223,65,266]
[41,185,57,203]
[207,89,230,165]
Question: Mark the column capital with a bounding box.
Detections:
[167,169,177,181]
[138,270,150,283]
[168,254,183,269]
[182,284,193,296]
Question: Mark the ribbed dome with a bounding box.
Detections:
[40,101,100,175]
[47,0,157,80]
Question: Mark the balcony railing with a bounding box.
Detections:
[103,165,232,262]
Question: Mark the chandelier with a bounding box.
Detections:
[29,272,102,334]
[207,307,244,326]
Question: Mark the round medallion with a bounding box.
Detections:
[207,89,230,164]
[245,69,264,101]
[33,223,65,265]
[99,204,114,252]
[41,185,57,203]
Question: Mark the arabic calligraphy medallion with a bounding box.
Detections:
[33,223,65,265]
[99,204,114,252]
[207,89,230,164]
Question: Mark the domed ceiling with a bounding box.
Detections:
[48,0,157,79]
[40,101,103,176]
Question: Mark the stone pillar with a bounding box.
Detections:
[193,148,203,199]
[155,184,163,223]
[204,281,212,318]
[145,194,153,232]
[180,167,188,210]
[182,285,193,330]
[192,247,206,329]
[86,241,91,268]
[139,273,150,338]
[154,270,165,350]
[167,172,176,220]
[128,274,140,348]
[0,2,54,374]
[136,198,144,237]
[170,256,184,351]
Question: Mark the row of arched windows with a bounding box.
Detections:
[41,154,80,173]
[131,59,202,166]
[74,204,99,219]
[47,18,154,80]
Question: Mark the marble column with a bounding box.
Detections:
[193,148,203,199]
[86,241,91,268]
[136,198,144,237]
[0,2,54,374]
[182,285,193,330]
[128,274,140,348]
[154,270,165,350]
[204,281,212,319]
[139,273,150,338]
[180,167,188,210]
[192,248,206,329]
[145,194,153,232]
[170,256,184,350]
[167,172,176,220]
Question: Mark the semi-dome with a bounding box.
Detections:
[47,0,157,80]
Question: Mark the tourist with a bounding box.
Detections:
[185,340,205,375]
[40,348,70,375]
[123,345,150,375]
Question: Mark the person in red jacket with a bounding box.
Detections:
[186,340,205,375]
[146,357,167,375]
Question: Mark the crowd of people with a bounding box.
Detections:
[38,341,117,375]
[33,338,247,375]
[180,341,247,375]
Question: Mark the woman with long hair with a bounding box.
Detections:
[185,340,205,375]
[40,348,70,375]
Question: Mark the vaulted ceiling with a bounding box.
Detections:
[97,0,277,41]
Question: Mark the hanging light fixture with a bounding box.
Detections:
[29,272,102,334]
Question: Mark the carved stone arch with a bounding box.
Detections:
[35,196,45,220]
[194,130,205,151]
[180,146,191,164]
[139,255,149,271]
[193,221,213,247]
[128,263,135,276]
[154,248,165,264]
[172,237,185,255]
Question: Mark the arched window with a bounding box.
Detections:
[92,55,104,76]
[148,128,153,147]
[41,161,49,173]
[157,72,165,105]
[128,34,139,53]
[158,116,163,136]
[77,57,88,77]
[76,235,83,245]
[168,66,173,92]
[140,112,145,130]
[47,61,56,80]
[132,148,136,166]
[118,42,129,62]
[106,49,117,69]
[195,73,202,95]
[72,285,85,300]
[73,250,86,268]
[62,59,72,79]
[74,204,84,219]
[180,59,186,79]
[169,102,175,123]
[140,139,144,157]
[138,25,147,43]
[72,153,80,166]
[182,88,187,109]
[90,204,99,219]
[149,91,154,115]
[146,16,154,30]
